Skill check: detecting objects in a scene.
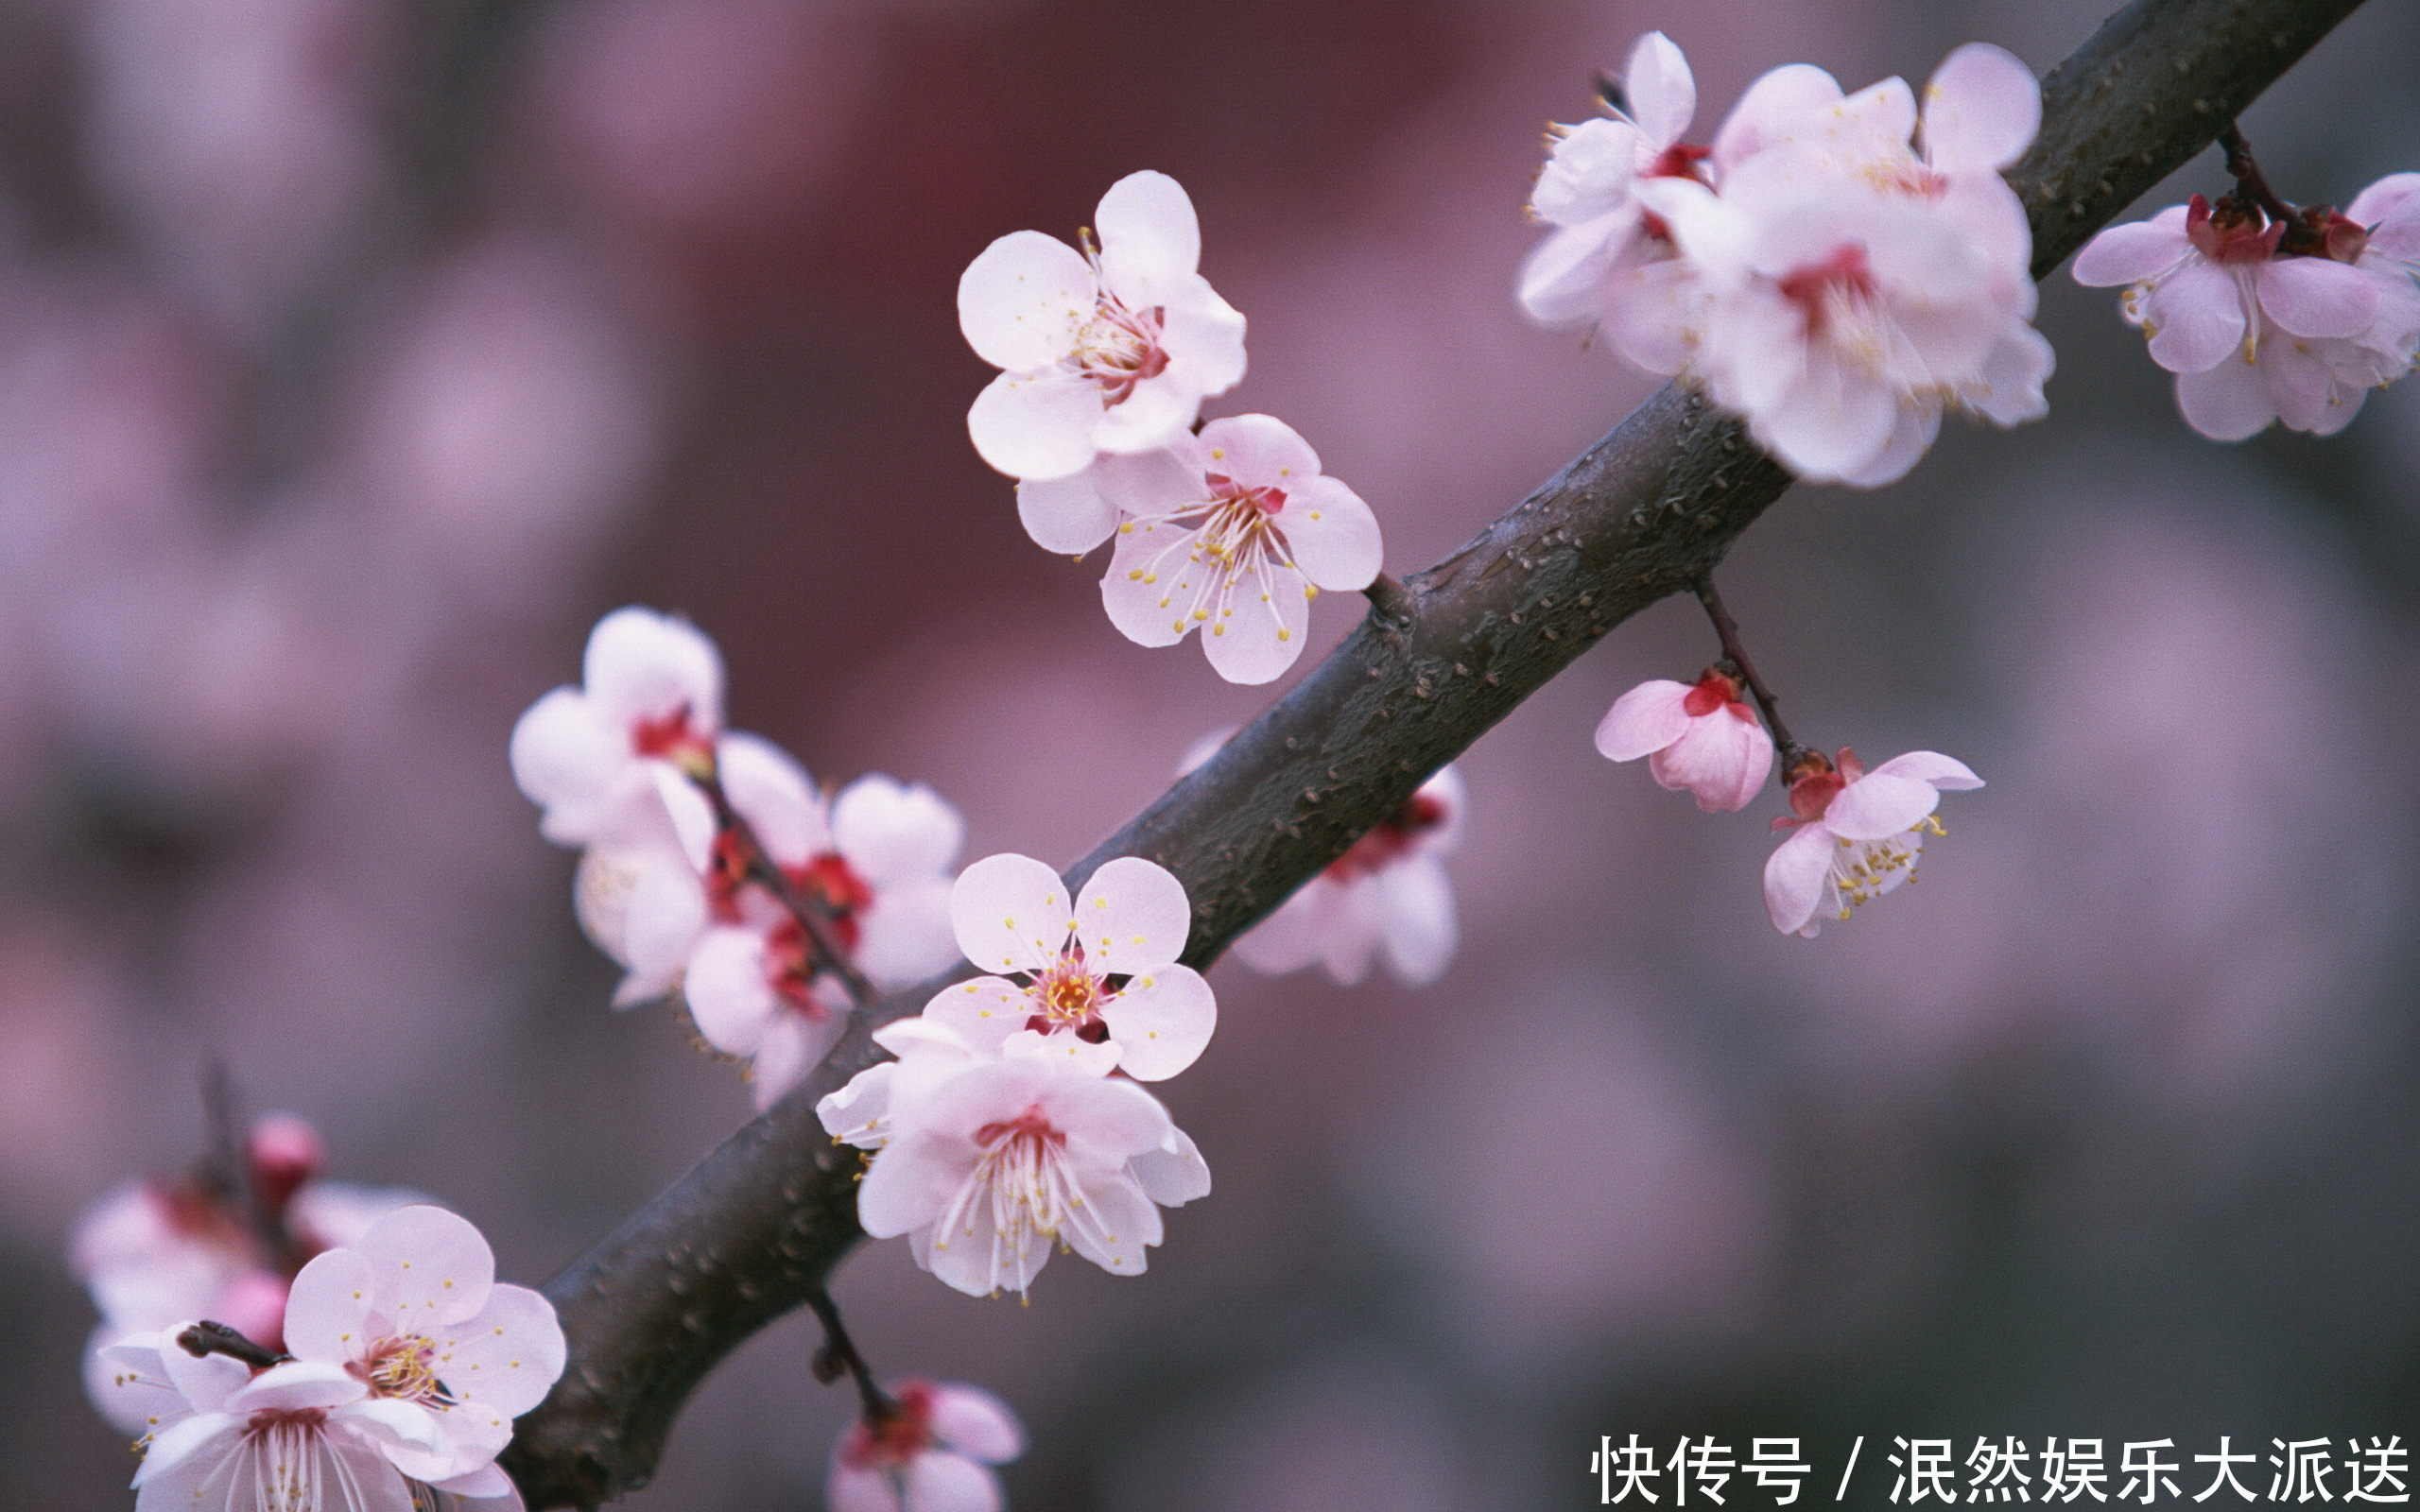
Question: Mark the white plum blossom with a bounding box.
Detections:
[2074,180,2420,438]
[849,1033,1208,1298]
[1230,764,1466,987]
[826,1379,1026,1512]
[1546,43,2051,485]
[958,170,1247,481]
[74,1114,424,1435]
[1031,413,1380,684]
[1517,31,1705,330]
[938,852,1216,1080]
[1764,747,1983,937]
[1595,667,1773,813]
[686,735,964,1108]
[275,1205,565,1491]
[509,606,722,850]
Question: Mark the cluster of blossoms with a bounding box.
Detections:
[959,172,1385,683]
[2075,169,2420,438]
[92,1204,562,1511]
[73,1113,424,1435]
[510,607,966,1109]
[1598,662,1981,937]
[1520,32,2053,486]
[819,853,1215,1299]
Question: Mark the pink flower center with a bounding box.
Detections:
[708,838,873,1016]
[1075,294,1170,406]
[631,705,714,765]
[1024,952,1111,1038]
[1647,142,1711,180]
[973,1105,1067,1153]
[1205,472,1286,516]
[1775,244,1878,336]
[839,1380,939,1470]
[242,1407,327,1440]
[2186,194,2283,265]
[357,1333,457,1408]
[1327,790,1448,881]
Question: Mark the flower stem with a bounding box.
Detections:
[200,1062,302,1277]
[804,1287,899,1426]
[176,1320,286,1370]
[2219,123,2297,222]
[695,774,878,1008]
[1692,574,1803,760]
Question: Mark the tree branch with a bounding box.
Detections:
[499,0,2369,1502]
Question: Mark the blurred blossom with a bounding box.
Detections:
[83,0,386,335]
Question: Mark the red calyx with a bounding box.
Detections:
[1327,789,1449,881]
[1681,666,1744,718]
[1647,142,1711,180]
[2186,194,2284,265]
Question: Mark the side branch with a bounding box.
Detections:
[500,0,2365,1502]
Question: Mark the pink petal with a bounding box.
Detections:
[282,1247,377,1366]
[2070,213,2192,286]
[1517,215,1630,326]
[1001,1028,1122,1076]
[1374,855,1459,986]
[1751,356,1900,482]
[752,1011,848,1111]
[1281,475,1383,591]
[1711,62,1841,173]
[1198,558,1310,685]
[904,1449,1007,1512]
[2256,255,2378,339]
[649,762,717,872]
[818,1061,900,1148]
[1763,823,1836,936]
[1530,118,1645,225]
[1152,282,1249,403]
[1197,412,1319,490]
[1092,364,1199,456]
[430,1282,566,1420]
[161,1336,253,1415]
[430,1463,517,1500]
[1099,965,1216,1080]
[1041,1071,1174,1160]
[956,229,1090,373]
[1095,170,1201,309]
[2145,261,2247,372]
[826,1460,904,1512]
[355,1206,495,1327]
[2174,356,2276,441]
[1649,708,1773,812]
[130,1412,239,1487]
[1622,31,1695,148]
[2352,172,2420,262]
[1131,1125,1214,1208]
[508,689,620,832]
[1593,679,1693,761]
[1969,321,2055,426]
[616,850,708,996]
[1093,442,1211,516]
[948,853,1071,976]
[1824,772,1941,841]
[716,732,823,867]
[966,368,1101,482]
[1920,43,2039,175]
[1865,750,1983,789]
[1831,403,1942,489]
[683,926,776,1057]
[857,1129,980,1241]
[1014,470,1119,555]
[832,775,962,889]
[1226,882,1334,977]
[921,976,1030,1057]
[928,1384,1027,1465]
[1074,855,1191,973]
[1100,518,1204,649]
[583,608,723,735]
[226,1359,368,1414]
[854,878,961,988]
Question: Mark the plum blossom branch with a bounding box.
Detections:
[174,1320,286,1372]
[498,0,2371,1503]
[695,771,880,1008]
[1690,575,1798,758]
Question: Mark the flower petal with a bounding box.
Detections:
[1099,965,1216,1080]
[1155,278,1249,399]
[1130,1125,1213,1208]
[1623,31,1695,148]
[1920,43,2038,175]
[1000,1027,1122,1076]
[2069,217,2191,286]
[949,853,1070,976]
[922,976,1031,1057]
[283,1246,378,1366]
[1059,1167,1161,1278]
[858,1129,979,1241]
[752,999,849,1111]
[584,608,722,735]
[1199,558,1310,685]
[683,926,777,1057]
[2174,355,2276,441]
[1824,773,1941,840]
[832,775,962,889]
[1750,353,1899,482]
[1096,170,1202,307]
[854,877,961,989]
[1593,679,1692,761]
[431,1282,566,1420]
[2256,254,2378,339]
[1763,823,1836,936]
[1226,882,1333,978]
[717,731,823,866]
[1075,855,1191,973]
[130,1412,239,1488]
[1374,855,1459,986]
[957,230,1091,373]
[1866,750,1983,789]
[227,1359,369,1414]
[929,1383,1028,1465]
[1280,475,1382,591]
[1101,517,1206,648]
[1710,61,1842,173]
[1014,470,1119,555]
[2145,261,2248,372]
[1197,412,1318,490]
[355,1206,495,1326]
[508,689,620,838]
[967,368,1102,482]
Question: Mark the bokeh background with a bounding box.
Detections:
[4,0,2420,1505]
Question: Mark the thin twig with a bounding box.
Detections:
[2218,123,2297,221]
[200,1062,299,1277]
[695,775,879,1007]
[1692,574,1800,757]
[804,1288,899,1426]
[176,1321,285,1371]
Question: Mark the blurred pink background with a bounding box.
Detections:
[5,0,2420,1506]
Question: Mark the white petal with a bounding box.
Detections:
[1153,278,1249,401]
[617,852,709,1000]
[1710,62,1842,173]
[1199,558,1310,685]
[2069,217,2192,286]
[1279,475,1382,591]
[2174,356,2276,441]
[922,976,1030,1057]
[853,878,961,989]
[858,1131,979,1241]
[1824,772,1942,840]
[904,1451,1007,1512]
[1001,1027,1122,1076]
[827,1460,906,1512]
[227,1359,369,1413]
[1516,215,1630,326]
[819,1061,901,1148]
[949,853,1070,975]
[1866,750,1984,790]
[1014,470,1119,555]
[355,1206,495,1326]
[1098,965,1216,1080]
[966,369,1102,482]
[1750,357,1899,482]
[1041,1070,1175,1160]
[1968,321,2055,426]
[583,607,723,736]
[430,1282,566,1420]
[1374,855,1459,986]
[284,1246,377,1366]
[1060,1167,1161,1278]
[1074,855,1191,973]
[928,1383,1027,1465]
[2145,261,2248,372]
[1226,884,1333,978]
[716,732,823,866]
[1130,1125,1213,1208]
[957,230,1092,373]
[1827,402,1940,490]
[1096,170,1202,307]
[832,775,963,889]
[1197,412,1319,490]
[1593,679,1692,761]
[1920,43,2039,175]
[508,689,621,838]
[683,926,778,1056]
[1093,441,1211,516]
[2256,255,2378,339]
[1090,366,1198,455]
[1530,118,1643,225]
[1763,824,1836,936]
[649,762,717,873]
[131,1412,239,1487]
[1623,31,1694,148]
[1100,518,1205,649]
[752,1000,848,1111]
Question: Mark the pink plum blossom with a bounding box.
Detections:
[1056,413,1380,684]
[1516,31,1704,331]
[1607,44,2051,485]
[2076,180,2420,438]
[509,605,721,850]
[74,1114,423,1435]
[1594,667,1772,813]
[1230,764,1466,987]
[851,1035,1208,1298]
[958,170,1247,481]
[1764,747,1983,937]
[938,853,1215,1080]
[826,1379,1026,1512]
[275,1205,565,1490]
[686,735,963,1108]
